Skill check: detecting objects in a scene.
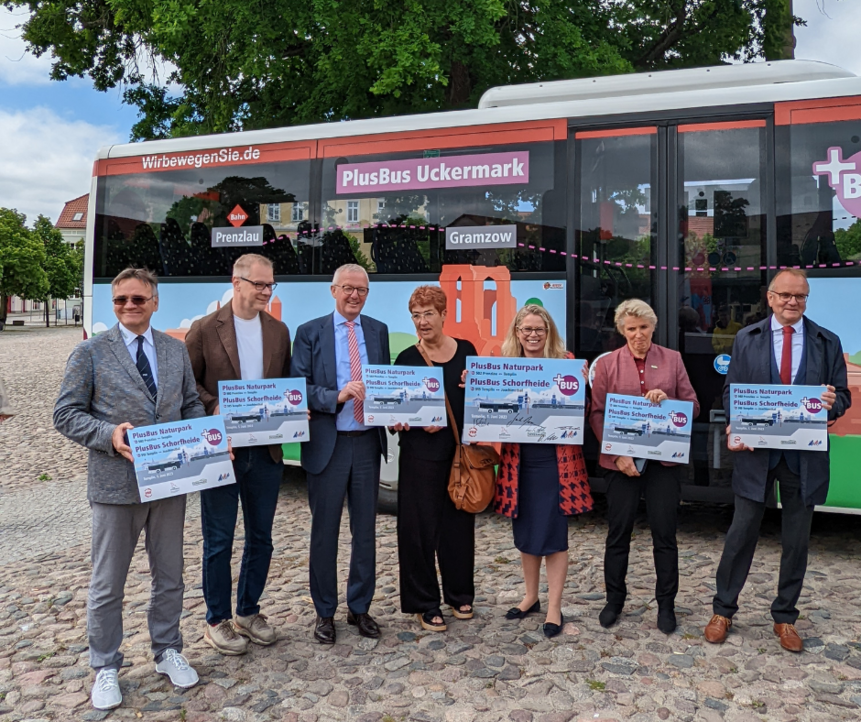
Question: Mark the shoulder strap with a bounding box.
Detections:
[415,342,461,445]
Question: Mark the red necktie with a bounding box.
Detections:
[780,325,794,385]
[345,321,364,423]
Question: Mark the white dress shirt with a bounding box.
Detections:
[119,323,158,386]
[770,315,804,382]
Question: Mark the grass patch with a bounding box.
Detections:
[38,473,52,481]
[37,652,55,662]
[586,679,606,691]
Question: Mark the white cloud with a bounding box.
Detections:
[0,106,122,222]
[795,0,861,76]
[0,7,53,85]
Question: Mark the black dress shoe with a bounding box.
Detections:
[599,603,622,629]
[543,613,564,638]
[505,600,540,620]
[657,607,677,634]
[347,611,381,639]
[314,616,336,645]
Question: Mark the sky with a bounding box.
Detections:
[1,0,860,225]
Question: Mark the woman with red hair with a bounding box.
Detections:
[393,285,477,632]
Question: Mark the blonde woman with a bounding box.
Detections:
[494,304,593,638]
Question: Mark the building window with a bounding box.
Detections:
[376,199,385,219]
[291,202,305,222]
[347,201,359,223]
[72,212,84,221]
[266,204,281,222]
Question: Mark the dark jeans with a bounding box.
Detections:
[713,458,814,624]
[604,464,681,608]
[307,431,381,618]
[200,446,282,625]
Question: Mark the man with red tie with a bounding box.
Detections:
[704,268,850,652]
[290,264,390,644]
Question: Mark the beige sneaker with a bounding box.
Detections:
[204,620,248,655]
[234,613,277,646]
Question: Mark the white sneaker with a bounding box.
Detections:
[235,613,278,646]
[155,649,199,688]
[91,668,122,710]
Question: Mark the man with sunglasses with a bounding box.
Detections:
[54,268,205,710]
[291,263,390,644]
[704,268,850,653]
[185,253,292,655]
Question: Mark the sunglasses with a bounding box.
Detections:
[112,295,153,306]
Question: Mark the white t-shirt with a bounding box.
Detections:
[234,314,264,380]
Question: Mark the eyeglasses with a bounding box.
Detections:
[517,326,547,337]
[240,277,278,292]
[411,311,438,321]
[333,284,369,297]
[112,295,153,306]
[769,291,808,303]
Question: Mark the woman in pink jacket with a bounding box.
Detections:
[589,299,699,634]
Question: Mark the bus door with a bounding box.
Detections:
[572,120,770,497]
[670,120,770,493]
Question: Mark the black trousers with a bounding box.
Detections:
[397,453,475,614]
[307,432,381,618]
[603,464,681,608]
[712,458,814,624]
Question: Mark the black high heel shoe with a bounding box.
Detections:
[543,613,564,638]
[505,600,540,620]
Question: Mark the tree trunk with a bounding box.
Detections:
[45,297,51,328]
[763,0,795,61]
[0,293,7,328]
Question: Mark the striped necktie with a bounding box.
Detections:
[345,321,364,424]
[136,336,158,400]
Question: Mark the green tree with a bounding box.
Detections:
[835,220,861,261]
[0,208,49,327]
[3,0,796,139]
[32,215,79,327]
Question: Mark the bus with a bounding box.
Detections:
[83,59,861,513]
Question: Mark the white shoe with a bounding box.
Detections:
[155,649,199,688]
[91,668,122,710]
[204,619,249,655]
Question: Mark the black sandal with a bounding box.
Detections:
[417,609,446,632]
[452,604,474,620]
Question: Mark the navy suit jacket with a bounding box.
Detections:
[722,315,850,506]
[291,312,390,475]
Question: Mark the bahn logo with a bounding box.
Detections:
[228,205,249,227]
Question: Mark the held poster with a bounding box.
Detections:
[218,378,310,447]
[729,384,829,451]
[362,365,446,427]
[463,357,587,444]
[601,394,694,462]
[129,416,234,502]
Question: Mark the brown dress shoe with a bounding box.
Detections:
[774,623,803,652]
[704,614,731,643]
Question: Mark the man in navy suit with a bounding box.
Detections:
[291,263,390,644]
[704,268,850,652]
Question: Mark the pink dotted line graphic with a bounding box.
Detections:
[261,223,856,273]
[516,243,855,273]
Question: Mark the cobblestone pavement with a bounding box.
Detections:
[2,328,861,722]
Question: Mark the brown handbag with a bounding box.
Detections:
[415,342,499,513]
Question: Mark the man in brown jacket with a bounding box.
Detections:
[186,253,291,655]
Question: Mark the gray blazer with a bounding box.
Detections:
[54,324,206,505]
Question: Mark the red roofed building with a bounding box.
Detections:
[55,194,89,245]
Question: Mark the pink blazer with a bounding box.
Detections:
[588,344,700,471]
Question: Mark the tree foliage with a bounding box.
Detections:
[0,208,49,324]
[3,0,803,140]
[32,215,79,302]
